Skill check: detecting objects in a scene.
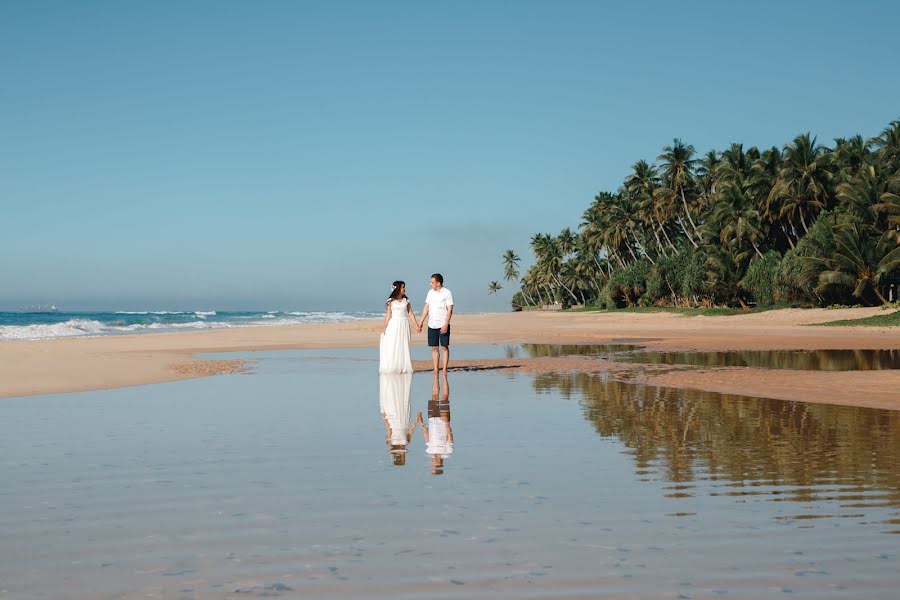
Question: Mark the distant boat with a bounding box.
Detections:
[18,304,59,313]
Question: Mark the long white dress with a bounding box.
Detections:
[379,299,413,374]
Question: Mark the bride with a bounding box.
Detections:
[379,281,419,374]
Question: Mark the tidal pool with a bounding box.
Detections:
[0,347,897,599]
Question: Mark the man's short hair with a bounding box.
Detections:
[431,273,444,285]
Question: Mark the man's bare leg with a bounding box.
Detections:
[432,346,440,372]
[442,346,450,372]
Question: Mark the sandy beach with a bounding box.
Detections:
[2,307,898,409]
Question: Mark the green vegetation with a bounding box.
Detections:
[499,120,900,311]
[817,310,900,327]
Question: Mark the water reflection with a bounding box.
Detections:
[418,371,454,475]
[533,372,900,531]
[623,348,900,371]
[515,343,637,358]
[520,344,900,371]
[379,373,414,465]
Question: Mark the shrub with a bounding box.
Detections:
[741,251,783,305]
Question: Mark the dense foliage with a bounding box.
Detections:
[504,120,900,309]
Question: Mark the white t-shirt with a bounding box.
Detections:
[425,287,454,329]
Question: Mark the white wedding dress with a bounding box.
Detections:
[379,299,413,374]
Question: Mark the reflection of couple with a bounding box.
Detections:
[379,371,453,474]
[379,273,454,374]
[420,371,453,475]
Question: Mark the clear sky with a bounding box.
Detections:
[2,1,898,312]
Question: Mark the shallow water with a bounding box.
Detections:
[519,344,900,371]
[1,347,898,599]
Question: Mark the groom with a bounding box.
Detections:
[418,273,454,372]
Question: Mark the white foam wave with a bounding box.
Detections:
[0,319,109,340]
[114,310,196,315]
[1,312,380,340]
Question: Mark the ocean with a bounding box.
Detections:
[0,310,381,340]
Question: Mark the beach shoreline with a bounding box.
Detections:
[2,307,898,409]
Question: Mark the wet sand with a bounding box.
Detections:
[1,307,898,408]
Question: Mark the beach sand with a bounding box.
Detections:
[1,307,898,409]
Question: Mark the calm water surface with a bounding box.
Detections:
[1,346,897,599]
[517,344,900,371]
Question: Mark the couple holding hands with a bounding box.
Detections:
[379,273,454,374]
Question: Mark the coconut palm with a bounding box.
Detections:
[488,281,502,295]
[750,146,793,249]
[710,179,766,263]
[658,138,703,244]
[836,165,885,222]
[831,135,872,184]
[718,143,754,184]
[809,221,895,305]
[502,249,521,282]
[626,160,674,255]
[871,119,900,172]
[696,150,721,210]
[770,133,833,234]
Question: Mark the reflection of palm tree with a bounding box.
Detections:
[531,371,900,521]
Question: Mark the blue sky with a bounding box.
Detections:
[2,1,898,312]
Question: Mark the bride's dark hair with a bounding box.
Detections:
[386,280,408,304]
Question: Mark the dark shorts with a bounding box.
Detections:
[427,325,450,347]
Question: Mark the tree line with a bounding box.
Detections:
[496,119,900,309]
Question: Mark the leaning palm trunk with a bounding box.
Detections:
[551,271,581,304]
[799,209,809,234]
[625,243,640,263]
[659,219,678,252]
[680,188,704,242]
[649,224,668,257]
[629,230,655,265]
[677,216,699,248]
[750,239,764,259]
[780,223,796,249]
[654,212,677,252]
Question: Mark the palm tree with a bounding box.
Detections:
[770,133,832,234]
[488,281,502,295]
[542,235,580,304]
[557,227,578,258]
[658,138,703,244]
[831,135,872,183]
[502,249,520,282]
[871,119,900,172]
[626,160,673,255]
[836,165,884,222]
[696,150,721,211]
[808,221,895,305]
[710,179,766,263]
[750,146,793,249]
[718,143,754,184]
